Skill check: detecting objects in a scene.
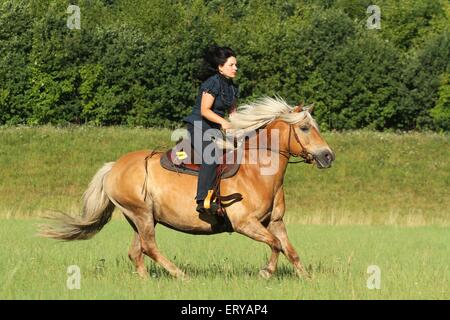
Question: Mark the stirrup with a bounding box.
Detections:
[197,190,220,215]
[204,190,215,210]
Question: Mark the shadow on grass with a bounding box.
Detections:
[80,255,348,281]
[140,260,347,280]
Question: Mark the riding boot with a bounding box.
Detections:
[196,199,219,215]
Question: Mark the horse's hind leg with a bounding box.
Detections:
[128,232,148,279]
[124,207,186,279]
[123,214,148,278]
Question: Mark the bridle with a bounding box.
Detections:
[242,123,314,164]
[277,124,314,164]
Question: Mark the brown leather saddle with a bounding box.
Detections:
[160,137,241,179]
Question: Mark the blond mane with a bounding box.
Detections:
[229,96,317,134]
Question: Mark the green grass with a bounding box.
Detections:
[0,219,448,299]
[0,126,448,225]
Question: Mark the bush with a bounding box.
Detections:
[430,74,450,130]
[0,0,449,131]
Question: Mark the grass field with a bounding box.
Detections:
[0,220,448,299]
[0,126,449,299]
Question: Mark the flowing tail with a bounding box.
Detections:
[39,162,116,240]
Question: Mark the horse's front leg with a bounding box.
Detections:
[232,215,282,279]
[268,219,310,279]
[229,188,286,279]
[257,188,286,278]
[267,187,310,279]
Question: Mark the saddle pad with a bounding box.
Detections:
[160,151,240,179]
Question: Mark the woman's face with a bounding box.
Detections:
[218,56,238,79]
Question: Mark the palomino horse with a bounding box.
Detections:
[40,97,335,279]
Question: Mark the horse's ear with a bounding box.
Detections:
[304,103,315,114]
[293,102,304,113]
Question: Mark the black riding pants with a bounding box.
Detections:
[186,121,221,201]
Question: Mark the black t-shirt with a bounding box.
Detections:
[184,73,239,128]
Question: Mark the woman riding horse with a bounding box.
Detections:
[40,84,335,280]
[183,45,239,215]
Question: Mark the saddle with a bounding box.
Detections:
[159,136,243,215]
[160,137,241,179]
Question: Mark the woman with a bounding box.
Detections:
[183,45,239,215]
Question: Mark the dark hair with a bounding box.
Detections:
[197,45,236,81]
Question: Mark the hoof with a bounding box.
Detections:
[179,273,190,282]
[174,271,189,281]
[296,269,312,281]
[135,271,149,279]
[259,269,272,279]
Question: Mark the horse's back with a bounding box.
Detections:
[105,150,161,203]
[115,149,162,165]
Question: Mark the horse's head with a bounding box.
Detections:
[287,104,335,169]
[229,97,335,168]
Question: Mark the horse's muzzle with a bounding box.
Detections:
[314,148,335,169]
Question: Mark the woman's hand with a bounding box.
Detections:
[221,120,233,130]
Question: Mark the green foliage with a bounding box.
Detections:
[0,0,449,130]
[0,0,34,124]
[377,0,446,49]
[401,32,450,130]
[430,73,450,130]
[302,33,405,130]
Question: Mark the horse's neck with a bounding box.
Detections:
[253,119,291,155]
[241,122,291,189]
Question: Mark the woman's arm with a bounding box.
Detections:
[201,92,232,129]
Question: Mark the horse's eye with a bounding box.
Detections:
[300,126,310,132]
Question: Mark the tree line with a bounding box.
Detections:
[0,0,449,130]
